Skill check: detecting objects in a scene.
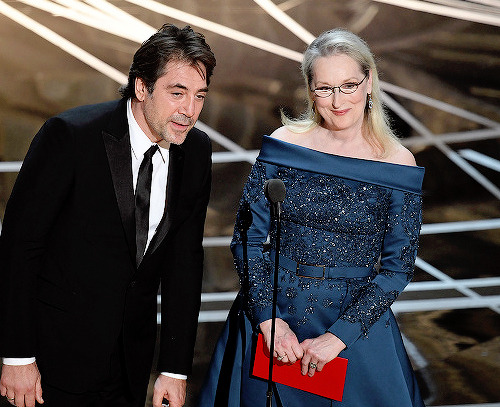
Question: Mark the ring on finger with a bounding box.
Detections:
[276,354,285,361]
[309,362,317,369]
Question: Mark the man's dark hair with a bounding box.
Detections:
[119,23,216,99]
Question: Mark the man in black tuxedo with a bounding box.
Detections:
[0,23,215,407]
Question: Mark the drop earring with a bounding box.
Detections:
[367,93,373,109]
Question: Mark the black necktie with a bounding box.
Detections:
[135,144,159,266]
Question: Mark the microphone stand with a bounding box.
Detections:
[263,179,286,407]
[266,199,282,407]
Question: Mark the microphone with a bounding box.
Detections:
[264,179,286,218]
[264,179,286,205]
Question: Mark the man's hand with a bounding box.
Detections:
[0,363,43,407]
[152,375,186,407]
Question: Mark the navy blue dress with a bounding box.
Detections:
[198,136,426,407]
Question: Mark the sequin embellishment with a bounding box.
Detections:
[231,160,422,337]
[340,283,399,337]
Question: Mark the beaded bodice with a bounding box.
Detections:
[231,136,424,343]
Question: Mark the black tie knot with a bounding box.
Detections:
[143,144,159,160]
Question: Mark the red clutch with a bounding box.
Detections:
[251,333,348,401]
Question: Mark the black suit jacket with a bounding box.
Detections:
[0,99,211,398]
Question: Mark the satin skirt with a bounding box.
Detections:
[196,292,425,407]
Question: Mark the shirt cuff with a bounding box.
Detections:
[2,357,36,365]
[160,372,187,380]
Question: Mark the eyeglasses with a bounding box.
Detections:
[312,73,368,98]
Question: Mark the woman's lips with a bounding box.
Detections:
[332,109,349,116]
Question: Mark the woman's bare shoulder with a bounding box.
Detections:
[269,126,314,146]
[384,144,417,166]
[269,126,295,141]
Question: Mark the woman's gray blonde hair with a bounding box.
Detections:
[282,28,399,157]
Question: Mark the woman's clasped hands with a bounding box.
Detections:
[259,318,346,377]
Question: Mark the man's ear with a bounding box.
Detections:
[134,77,147,101]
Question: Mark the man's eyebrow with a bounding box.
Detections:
[168,83,209,93]
[168,83,188,90]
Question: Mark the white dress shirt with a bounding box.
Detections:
[3,99,186,381]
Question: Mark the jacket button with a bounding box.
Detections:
[129,281,136,288]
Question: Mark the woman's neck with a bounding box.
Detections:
[310,126,374,158]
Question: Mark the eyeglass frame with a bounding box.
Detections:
[311,72,369,98]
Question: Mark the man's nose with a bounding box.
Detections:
[179,96,196,117]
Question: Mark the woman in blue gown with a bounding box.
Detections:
[197,28,426,407]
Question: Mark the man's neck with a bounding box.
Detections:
[130,98,171,149]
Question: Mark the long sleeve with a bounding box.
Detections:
[230,161,282,328]
[0,117,75,357]
[327,189,423,347]
[157,137,212,376]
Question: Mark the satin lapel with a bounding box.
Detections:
[102,129,136,264]
[145,144,184,258]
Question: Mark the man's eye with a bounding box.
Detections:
[196,94,206,100]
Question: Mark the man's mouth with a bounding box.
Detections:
[170,115,193,128]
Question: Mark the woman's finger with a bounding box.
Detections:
[307,361,318,377]
[291,341,304,361]
[301,355,311,375]
[284,351,296,364]
[315,360,326,372]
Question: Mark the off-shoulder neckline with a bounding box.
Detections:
[257,135,425,194]
[264,135,423,170]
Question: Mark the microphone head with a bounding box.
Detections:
[264,179,286,204]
